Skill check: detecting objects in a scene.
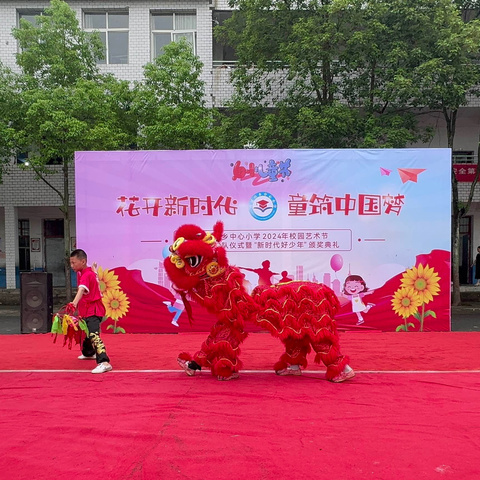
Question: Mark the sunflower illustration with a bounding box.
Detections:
[400,264,440,305]
[97,266,121,295]
[393,263,441,332]
[392,287,422,319]
[102,288,130,321]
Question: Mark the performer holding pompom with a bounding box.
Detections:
[67,249,112,374]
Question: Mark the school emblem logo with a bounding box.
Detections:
[249,192,277,221]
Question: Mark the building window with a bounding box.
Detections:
[151,12,196,59]
[84,11,129,64]
[213,11,237,66]
[460,216,471,236]
[16,152,29,165]
[44,219,64,237]
[16,152,62,166]
[18,219,30,271]
[18,10,43,27]
[17,10,44,52]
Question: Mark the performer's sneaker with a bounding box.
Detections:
[330,366,355,383]
[177,358,197,376]
[78,354,96,360]
[91,362,113,374]
[217,372,240,381]
[275,366,302,376]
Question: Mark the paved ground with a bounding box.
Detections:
[1,304,479,334]
[0,305,66,335]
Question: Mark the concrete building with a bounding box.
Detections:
[1,0,480,289]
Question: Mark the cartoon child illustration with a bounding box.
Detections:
[163,294,185,327]
[342,274,375,325]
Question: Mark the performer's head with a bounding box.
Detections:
[70,249,88,272]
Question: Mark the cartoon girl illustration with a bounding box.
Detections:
[163,290,185,327]
[342,274,375,325]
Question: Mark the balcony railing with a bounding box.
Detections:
[453,152,476,164]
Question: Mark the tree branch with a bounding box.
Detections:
[28,163,64,201]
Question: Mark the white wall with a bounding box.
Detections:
[0,1,217,104]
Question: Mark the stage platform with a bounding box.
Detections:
[1,332,479,480]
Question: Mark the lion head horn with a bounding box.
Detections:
[212,221,224,243]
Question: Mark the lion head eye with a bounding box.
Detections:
[186,255,202,268]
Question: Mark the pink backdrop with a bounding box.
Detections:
[75,149,451,333]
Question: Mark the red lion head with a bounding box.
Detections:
[163,221,228,291]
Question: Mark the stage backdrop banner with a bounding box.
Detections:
[75,149,451,333]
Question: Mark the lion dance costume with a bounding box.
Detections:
[164,222,354,382]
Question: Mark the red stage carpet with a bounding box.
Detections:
[1,332,479,480]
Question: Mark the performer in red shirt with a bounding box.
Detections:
[68,249,112,374]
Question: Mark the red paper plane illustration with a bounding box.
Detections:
[398,168,426,184]
[380,167,392,176]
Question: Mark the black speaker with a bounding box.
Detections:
[21,272,53,334]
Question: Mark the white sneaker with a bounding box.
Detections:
[91,362,113,374]
[276,366,302,376]
[330,365,356,383]
[78,354,96,360]
[177,358,198,376]
[217,372,240,381]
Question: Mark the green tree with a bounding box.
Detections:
[132,39,216,149]
[216,0,426,148]
[210,99,266,149]
[13,0,103,88]
[12,0,134,299]
[0,64,20,182]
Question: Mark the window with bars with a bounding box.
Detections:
[84,11,129,64]
[453,150,475,164]
[18,219,30,271]
[151,12,196,59]
[460,216,471,236]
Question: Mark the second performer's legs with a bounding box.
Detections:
[310,324,354,382]
[274,337,310,375]
[84,315,110,364]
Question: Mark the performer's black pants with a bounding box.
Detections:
[81,315,110,364]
